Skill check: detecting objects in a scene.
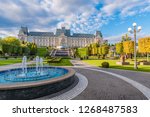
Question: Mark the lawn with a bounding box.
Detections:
[83,59,150,72]
[46,58,73,66]
[0,58,22,66]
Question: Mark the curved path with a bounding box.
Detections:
[70,60,150,100]
[73,68,146,100]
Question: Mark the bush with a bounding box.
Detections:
[101,62,109,68]
[30,56,35,60]
[46,57,62,63]
[46,56,52,59]
[5,56,8,59]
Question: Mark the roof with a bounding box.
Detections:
[19,26,101,39]
[56,27,71,36]
[29,32,54,37]
[71,33,95,38]
[19,27,28,35]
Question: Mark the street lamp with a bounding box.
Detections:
[128,23,142,69]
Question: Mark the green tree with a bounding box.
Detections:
[101,45,109,59]
[21,45,30,55]
[122,34,132,42]
[77,47,89,59]
[0,39,3,55]
[17,46,23,55]
[116,42,123,55]
[3,36,20,46]
[90,43,98,55]
[30,43,37,55]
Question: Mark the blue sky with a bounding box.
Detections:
[0,0,150,43]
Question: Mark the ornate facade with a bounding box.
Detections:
[18,26,105,48]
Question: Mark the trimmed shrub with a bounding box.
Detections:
[46,57,62,63]
[5,56,8,59]
[101,62,109,68]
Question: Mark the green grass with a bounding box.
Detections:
[37,47,47,57]
[83,59,150,72]
[0,58,22,66]
[46,58,73,66]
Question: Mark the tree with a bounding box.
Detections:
[21,44,30,55]
[0,39,2,55]
[116,42,123,55]
[17,46,23,55]
[0,36,37,56]
[77,47,89,59]
[2,44,11,54]
[27,43,37,55]
[122,34,132,42]
[30,44,37,55]
[0,37,21,55]
[98,47,102,55]
[12,46,18,55]
[138,37,150,61]
[3,36,20,46]
[101,45,109,59]
[90,43,98,55]
[123,41,134,59]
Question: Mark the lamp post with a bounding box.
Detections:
[128,23,142,69]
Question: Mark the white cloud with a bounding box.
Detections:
[0,0,150,42]
[0,1,23,22]
[101,0,150,17]
[0,28,18,37]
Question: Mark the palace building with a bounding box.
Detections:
[18,26,106,48]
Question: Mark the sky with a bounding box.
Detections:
[0,0,150,43]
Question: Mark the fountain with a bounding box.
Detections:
[39,58,44,74]
[22,56,27,74]
[36,56,39,73]
[0,56,75,100]
[17,56,27,78]
[35,56,44,74]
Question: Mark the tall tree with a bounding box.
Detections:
[101,45,109,59]
[138,37,150,61]
[3,36,20,46]
[116,42,123,55]
[123,41,134,59]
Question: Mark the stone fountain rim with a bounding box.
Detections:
[0,67,75,90]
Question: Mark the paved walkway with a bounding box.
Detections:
[70,60,150,100]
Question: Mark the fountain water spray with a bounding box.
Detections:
[15,56,27,78]
[21,56,27,77]
[20,56,44,77]
[40,58,43,73]
[36,56,39,73]
[36,56,44,74]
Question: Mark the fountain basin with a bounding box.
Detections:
[0,67,76,100]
